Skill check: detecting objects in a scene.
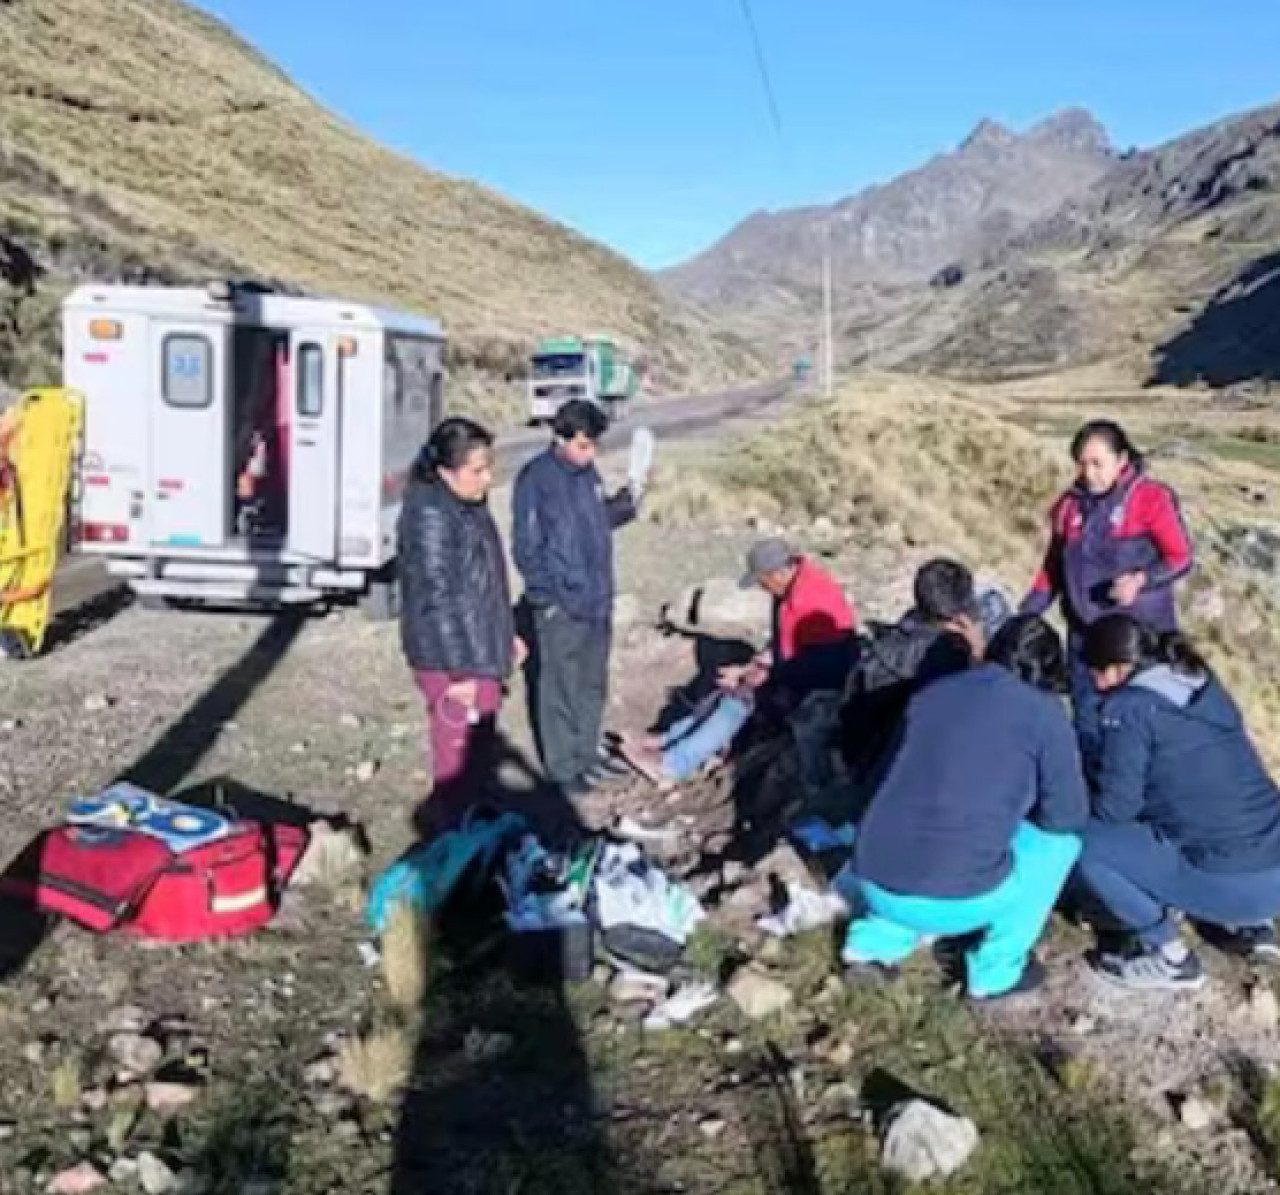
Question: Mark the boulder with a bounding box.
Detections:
[144,1081,201,1114]
[667,578,772,642]
[727,967,794,1020]
[136,1152,178,1195]
[46,1164,106,1195]
[881,1099,979,1183]
[108,1032,162,1076]
[1222,525,1280,575]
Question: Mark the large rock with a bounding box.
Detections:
[727,967,794,1020]
[881,1099,980,1183]
[46,1164,106,1195]
[108,1032,163,1076]
[667,578,773,642]
[136,1153,178,1195]
[1222,525,1280,576]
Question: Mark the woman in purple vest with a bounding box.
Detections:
[1021,421,1193,778]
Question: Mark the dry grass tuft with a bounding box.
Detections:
[381,905,431,1012]
[337,1024,413,1104]
[50,1056,82,1109]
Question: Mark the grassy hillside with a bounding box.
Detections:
[0,0,761,420]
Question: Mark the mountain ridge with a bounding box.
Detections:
[660,108,1116,317]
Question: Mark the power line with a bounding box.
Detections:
[736,0,784,148]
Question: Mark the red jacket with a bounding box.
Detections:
[776,557,857,663]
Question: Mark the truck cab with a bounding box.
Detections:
[528,334,636,426]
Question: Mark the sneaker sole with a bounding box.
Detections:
[1091,966,1208,994]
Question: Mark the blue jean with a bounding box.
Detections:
[1077,819,1280,948]
[843,823,1082,998]
[1068,630,1103,785]
[661,695,752,781]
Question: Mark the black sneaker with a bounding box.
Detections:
[1092,944,1207,992]
[971,958,1047,1004]
[1201,923,1280,964]
[557,776,593,801]
[594,746,633,778]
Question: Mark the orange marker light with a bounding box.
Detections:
[338,337,359,358]
[89,319,123,341]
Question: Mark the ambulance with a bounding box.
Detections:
[64,282,446,614]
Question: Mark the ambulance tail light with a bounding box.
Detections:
[80,522,129,544]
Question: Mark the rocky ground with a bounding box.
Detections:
[2,424,1280,1195]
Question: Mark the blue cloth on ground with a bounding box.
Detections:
[367,812,526,934]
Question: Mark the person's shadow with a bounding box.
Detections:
[388,729,649,1193]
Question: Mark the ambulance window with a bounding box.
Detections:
[297,343,323,417]
[162,335,213,408]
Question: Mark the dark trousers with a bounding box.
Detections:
[1077,819,1280,948]
[534,606,611,787]
[1067,630,1103,785]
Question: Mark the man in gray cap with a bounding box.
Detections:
[618,538,857,788]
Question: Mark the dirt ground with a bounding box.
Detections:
[2,404,1280,1195]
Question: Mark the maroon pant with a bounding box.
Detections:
[413,671,503,828]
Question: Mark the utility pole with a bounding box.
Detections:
[822,229,834,399]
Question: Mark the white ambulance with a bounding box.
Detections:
[63,282,446,614]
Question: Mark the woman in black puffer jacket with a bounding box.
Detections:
[398,418,522,830]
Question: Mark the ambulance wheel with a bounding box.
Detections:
[360,570,400,623]
[0,628,34,661]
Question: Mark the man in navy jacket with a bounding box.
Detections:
[514,400,637,798]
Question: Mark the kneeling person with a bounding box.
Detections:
[621,538,856,786]
[1078,614,1280,991]
[843,616,1087,1000]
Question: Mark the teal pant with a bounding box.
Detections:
[842,822,1081,998]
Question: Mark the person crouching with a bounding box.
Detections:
[841,616,1087,1000]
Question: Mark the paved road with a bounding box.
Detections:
[52,379,791,617]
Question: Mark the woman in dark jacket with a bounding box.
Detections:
[1077,613,1280,991]
[1022,420,1193,775]
[399,418,521,829]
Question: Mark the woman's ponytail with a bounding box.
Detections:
[1153,631,1209,679]
[411,418,492,485]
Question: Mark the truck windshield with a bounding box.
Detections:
[533,353,585,379]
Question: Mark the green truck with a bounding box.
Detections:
[528,335,638,425]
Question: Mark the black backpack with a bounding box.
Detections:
[839,616,970,780]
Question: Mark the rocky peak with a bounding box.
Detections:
[960,119,1017,154]
[1028,108,1113,156]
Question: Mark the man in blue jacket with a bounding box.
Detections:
[514,400,637,799]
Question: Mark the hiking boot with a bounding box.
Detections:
[1091,943,1207,992]
[1199,922,1280,964]
[970,958,1047,1004]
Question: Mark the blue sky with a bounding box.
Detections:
[194,0,1280,269]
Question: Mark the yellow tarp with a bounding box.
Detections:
[0,388,84,658]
